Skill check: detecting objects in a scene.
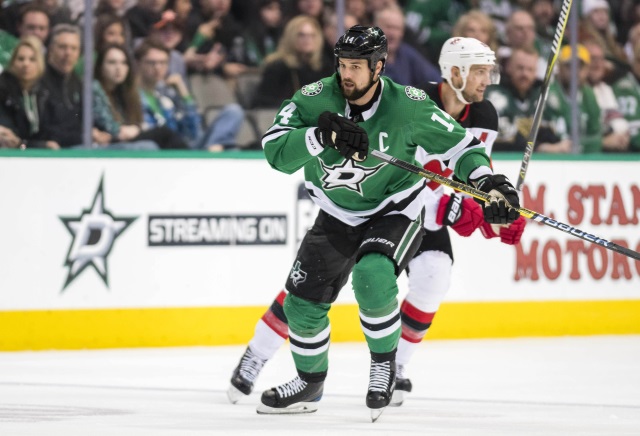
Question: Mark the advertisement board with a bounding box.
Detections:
[0,152,638,349]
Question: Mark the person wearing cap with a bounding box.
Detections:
[544,44,602,153]
[579,0,627,66]
[149,10,188,85]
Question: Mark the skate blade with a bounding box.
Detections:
[389,389,406,407]
[370,407,386,423]
[256,402,319,415]
[227,384,247,404]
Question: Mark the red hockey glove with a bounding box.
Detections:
[479,216,527,245]
[499,215,527,245]
[436,193,485,237]
[479,221,499,240]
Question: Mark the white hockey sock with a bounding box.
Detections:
[248,319,287,361]
[396,336,420,374]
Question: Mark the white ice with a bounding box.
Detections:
[1,336,640,435]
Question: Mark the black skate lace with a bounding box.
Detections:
[238,349,266,383]
[369,360,391,392]
[275,376,308,398]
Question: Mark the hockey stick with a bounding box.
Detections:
[515,0,573,194]
[370,149,640,261]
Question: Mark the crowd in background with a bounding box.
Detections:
[1,0,640,152]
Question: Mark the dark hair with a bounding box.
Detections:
[95,43,143,125]
[94,13,131,53]
[18,4,50,24]
[134,37,170,61]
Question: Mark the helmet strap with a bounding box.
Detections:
[450,69,471,105]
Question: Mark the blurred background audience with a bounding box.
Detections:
[0,0,639,153]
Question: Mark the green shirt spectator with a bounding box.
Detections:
[613,44,640,152]
[545,44,602,153]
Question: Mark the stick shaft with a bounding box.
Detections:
[370,149,640,261]
[515,0,573,193]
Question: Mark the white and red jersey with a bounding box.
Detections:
[420,82,499,230]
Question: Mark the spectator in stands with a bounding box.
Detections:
[0,36,52,149]
[585,39,630,152]
[40,24,157,149]
[579,0,627,67]
[452,9,498,52]
[288,0,325,25]
[125,0,166,39]
[185,0,247,79]
[321,10,358,69]
[529,0,556,53]
[486,46,567,153]
[184,0,246,78]
[18,4,51,44]
[34,0,72,29]
[163,0,192,52]
[95,13,131,52]
[0,4,51,71]
[135,38,244,151]
[545,44,602,153]
[374,6,440,87]
[74,14,131,76]
[623,22,640,63]
[95,0,129,17]
[241,0,283,68]
[475,0,513,37]
[613,43,640,152]
[497,10,546,80]
[253,15,331,108]
[402,0,466,63]
[93,43,182,149]
[346,0,370,26]
[148,10,188,83]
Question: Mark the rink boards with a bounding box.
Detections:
[0,151,639,350]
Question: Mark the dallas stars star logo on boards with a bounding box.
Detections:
[59,176,136,291]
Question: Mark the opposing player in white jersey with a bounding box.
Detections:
[227,36,526,406]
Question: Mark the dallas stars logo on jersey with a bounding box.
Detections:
[301,81,323,96]
[320,159,384,195]
[405,86,426,101]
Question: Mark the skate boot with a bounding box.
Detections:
[390,364,412,407]
[256,376,323,414]
[227,347,267,404]
[366,358,396,422]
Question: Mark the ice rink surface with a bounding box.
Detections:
[1,336,640,436]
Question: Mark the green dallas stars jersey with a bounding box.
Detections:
[613,72,640,151]
[262,74,491,226]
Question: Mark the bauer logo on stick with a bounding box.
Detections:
[301,81,323,96]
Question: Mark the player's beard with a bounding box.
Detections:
[461,88,483,103]
[340,75,376,101]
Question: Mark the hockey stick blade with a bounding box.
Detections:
[515,0,573,194]
[370,149,640,261]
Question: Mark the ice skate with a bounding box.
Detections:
[390,364,412,407]
[227,347,267,404]
[256,376,323,415]
[366,358,396,422]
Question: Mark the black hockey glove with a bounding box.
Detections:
[470,174,521,224]
[316,111,368,161]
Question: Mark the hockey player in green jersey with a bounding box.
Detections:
[257,26,520,421]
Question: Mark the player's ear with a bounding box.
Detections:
[374,60,383,79]
[451,66,461,80]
